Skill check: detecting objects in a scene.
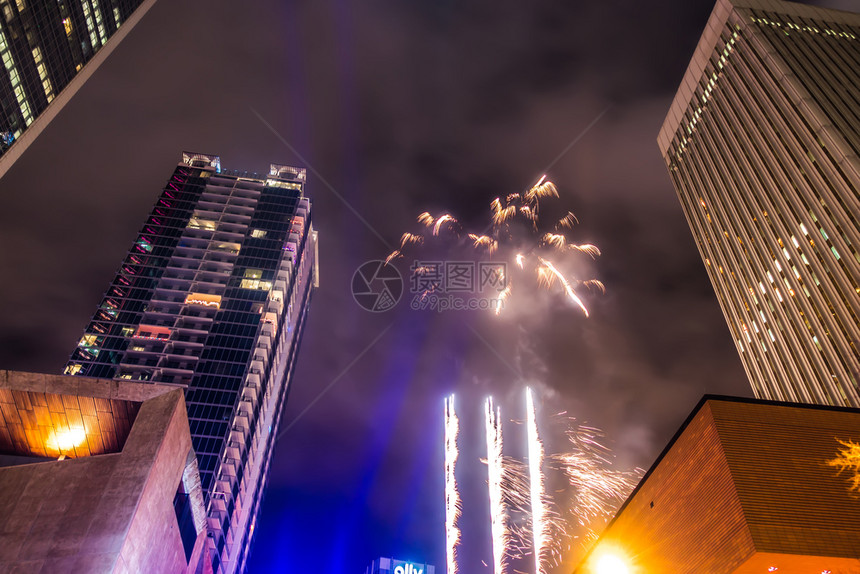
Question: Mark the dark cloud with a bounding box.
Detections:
[6,0,838,571]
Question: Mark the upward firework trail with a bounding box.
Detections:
[445,395,642,573]
[526,388,550,574]
[386,177,604,315]
[485,398,507,574]
[444,396,461,574]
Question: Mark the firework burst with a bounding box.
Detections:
[387,177,603,315]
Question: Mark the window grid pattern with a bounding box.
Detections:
[63,154,317,574]
[0,0,145,153]
[660,0,860,408]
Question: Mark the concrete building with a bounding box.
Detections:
[0,370,208,574]
[658,0,860,407]
[575,395,860,574]
[64,152,318,574]
[0,0,157,178]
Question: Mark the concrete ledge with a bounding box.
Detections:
[1,371,179,402]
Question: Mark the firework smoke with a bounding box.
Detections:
[387,177,603,315]
[485,397,508,574]
[526,388,550,574]
[444,395,461,574]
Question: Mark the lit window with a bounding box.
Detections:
[64,364,83,376]
[121,327,134,337]
[240,279,273,291]
[62,17,72,36]
[79,334,99,347]
[31,47,54,101]
[213,242,240,254]
[80,0,99,49]
[187,217,217,231]
[184,293,222,308]
[134,325,171,340]
[250,229,267,238]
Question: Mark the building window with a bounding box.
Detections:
[64,364,83,375]
[188,217,217,231]
[134,325,171,340]
[185,293,222,308]
[240,269,272,290]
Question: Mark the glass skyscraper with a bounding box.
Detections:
[0,0,155,174]
[659,0,859,407]
[64,152,318,574]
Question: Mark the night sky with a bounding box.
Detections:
[0,0,855,572]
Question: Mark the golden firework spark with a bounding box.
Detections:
[827,438,860,493]
[469,233,499,254]
[434,214,457,236]
[400,232,424,248]
[556,212,579,230]
[538,257,589,317]
[551,423,642,534]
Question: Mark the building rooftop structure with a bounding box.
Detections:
[575,395,860,574]
[0,370,208,574]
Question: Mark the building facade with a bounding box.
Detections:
[0,0,157,176]
[64,152,318,574]
[658,0,860,407]
[576,396,860,574]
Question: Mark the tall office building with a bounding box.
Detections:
[658,0,860,407]
[0,0,156,176]
[64,152,318,574]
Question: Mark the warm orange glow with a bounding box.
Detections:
[595,553,630,574]
[46,428,86,453]
[184,292,222,308]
